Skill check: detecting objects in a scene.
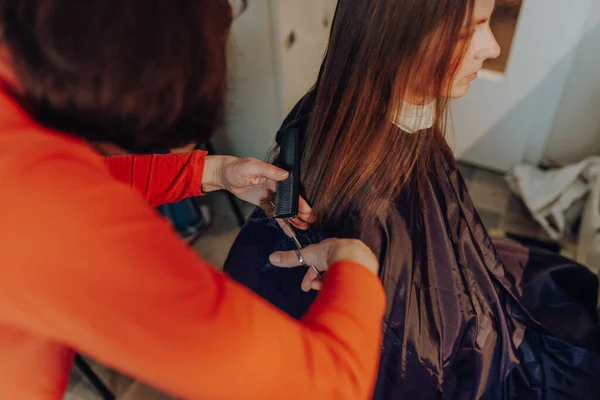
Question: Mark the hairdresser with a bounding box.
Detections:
[0,1,384,399]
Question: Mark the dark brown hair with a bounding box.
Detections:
[0,0,232,152]
[298,0,475,226]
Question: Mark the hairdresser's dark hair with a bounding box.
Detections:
[0,0,232,152]
[298,0,476,226]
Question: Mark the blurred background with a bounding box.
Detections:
[68,0,600,398]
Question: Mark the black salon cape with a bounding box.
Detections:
[224,94,600,399]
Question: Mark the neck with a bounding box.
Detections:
[403,89,433,106]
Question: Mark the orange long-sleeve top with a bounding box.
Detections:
[0,90,385,400]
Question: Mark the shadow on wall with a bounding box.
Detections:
[449,0,596,171]
[543,19,600,165]
[457,16,600,170]
[460,41,579,170]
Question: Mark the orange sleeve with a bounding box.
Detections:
[0,145,385,400]
[104,150,207,207]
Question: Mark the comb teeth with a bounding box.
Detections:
[274,173,295,218]
[274,129,300,219]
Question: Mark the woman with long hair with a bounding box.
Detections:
[225,0,600,398]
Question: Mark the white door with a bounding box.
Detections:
[449,0,595,172]
[268,0,337,115]
[216,0,281,160]
[218,0,335,160]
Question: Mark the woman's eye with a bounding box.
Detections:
[459,30,474,40]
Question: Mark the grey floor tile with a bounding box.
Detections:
[63,384,101,400]
[458,162,477,181]
[193,229,240,269]
[121,382,175,400]
[467,181,511,215]
[87,361,134,395]
[472,167,509,189]
[65,379,174,400]
[67,365,84,388]
[478,209,504,231]
[506,194,531,218]
[504,212,544,239]
[560,245,576,260]
[66,359,135,399]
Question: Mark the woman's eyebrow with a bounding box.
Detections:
[474,3,497,25]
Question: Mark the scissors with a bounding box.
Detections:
[271,201,323,281]
[280,218,323,281]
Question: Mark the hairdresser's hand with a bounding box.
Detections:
[202,155,314,229]
[269,238,379,292]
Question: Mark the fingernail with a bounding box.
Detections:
[270,253,281,263]
[277,169,289,177]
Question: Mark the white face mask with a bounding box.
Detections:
[392,101,436,133]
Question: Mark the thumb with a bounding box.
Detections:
[248,159,289,181]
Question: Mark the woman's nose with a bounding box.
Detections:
[477,29,502,61]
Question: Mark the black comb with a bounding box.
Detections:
[274,129,300,219]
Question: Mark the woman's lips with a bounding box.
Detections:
[466,71,479,81]
[467,71,479,81]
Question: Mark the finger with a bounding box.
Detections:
[270,196,311,229]
[301,268,321,292]
[246,159,289,181]
[311,279,324,291]
[269,243,329,269]
[266,179,276,193]
[298,197,316,223]
[289,217,310,230]
[289,198,313,230]
[269,250,305,268]
[301,269,314,292]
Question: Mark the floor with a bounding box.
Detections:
[64,163,576,399]
[458,163,577,259]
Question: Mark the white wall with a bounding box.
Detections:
[213,0,280,160]
[269,0,336,115]
[216,0,334,160]
[450,0,594,172]
[543,2,600,165]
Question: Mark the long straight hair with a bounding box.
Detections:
[299,0,475,227]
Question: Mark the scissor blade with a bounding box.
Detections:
[280,219,323,280]
[282,218,303,250]
[309,265,323,280]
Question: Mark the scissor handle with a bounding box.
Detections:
[294,249,322,279]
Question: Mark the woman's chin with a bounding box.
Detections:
[448,82,471,99]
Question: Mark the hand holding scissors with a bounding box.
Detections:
[269,238,379,292]
[279,218,323,281]
[269,200,322,285]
